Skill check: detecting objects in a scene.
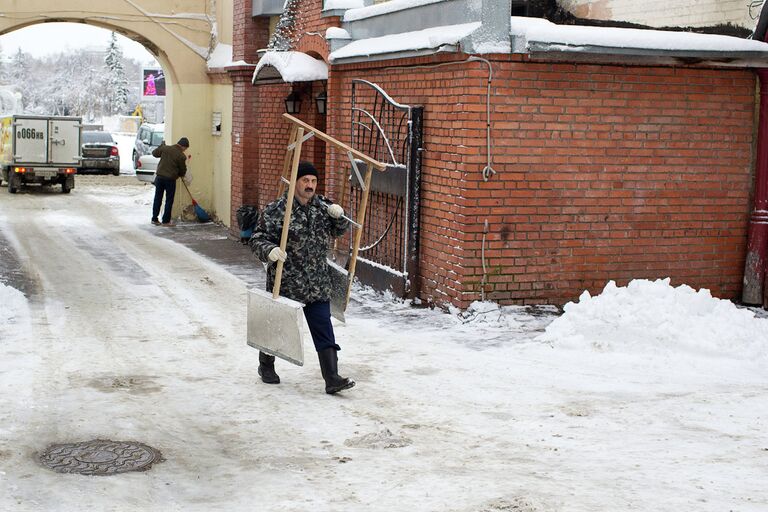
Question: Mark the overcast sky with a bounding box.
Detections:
[0,23,158,64]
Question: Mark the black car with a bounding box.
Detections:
[80,131,120,176]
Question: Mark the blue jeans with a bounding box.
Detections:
[152,176,176,223]
[303,301,341,352]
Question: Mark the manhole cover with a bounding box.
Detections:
[38,439,163,476]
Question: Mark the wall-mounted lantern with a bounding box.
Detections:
[284,90,302,114]
[315,91,327,115]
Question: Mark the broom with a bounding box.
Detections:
[181,179,211,222]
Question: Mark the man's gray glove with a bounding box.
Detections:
[268,247,287,262]
[327,204,344,219]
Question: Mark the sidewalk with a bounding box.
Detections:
[152,220,266,291]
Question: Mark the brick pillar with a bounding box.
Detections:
[230,3,270,230]
[229,67,257,231]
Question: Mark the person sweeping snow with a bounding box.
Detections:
[151,137,190,226]
[248,161,355,394]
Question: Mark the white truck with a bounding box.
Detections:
[0,115,82,194]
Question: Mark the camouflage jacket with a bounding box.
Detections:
[249,193,349,304]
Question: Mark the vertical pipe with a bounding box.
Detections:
[742,69,768,306]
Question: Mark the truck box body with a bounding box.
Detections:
[0,115,82,194]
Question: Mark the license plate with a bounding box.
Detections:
[35,170,57,178]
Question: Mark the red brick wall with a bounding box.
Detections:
[328,55,756,308]
[230,7,270,227]
[231,3,756,309]
[252,81,330,207]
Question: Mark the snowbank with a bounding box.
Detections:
[0,283,30,342]
[539,278,768,359]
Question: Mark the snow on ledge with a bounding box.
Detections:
[510,16,768,54]
[326,27,351,40]
[324,0,364,11]
[207,43,233,69]
[343,0,445,22]
[329,22,480,62]
[252,51,329,84]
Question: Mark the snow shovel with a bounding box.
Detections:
[181,180,211,223]
[246,127,307,366]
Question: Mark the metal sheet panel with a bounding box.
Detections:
[328,259,348,323]
[247,288,305,366]
[13,117,47,164]
[48,118,81,165]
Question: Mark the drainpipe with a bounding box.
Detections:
[742,69,768,307]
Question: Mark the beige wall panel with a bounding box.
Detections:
[561,0,761,30]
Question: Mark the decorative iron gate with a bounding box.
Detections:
[346,79,423,298]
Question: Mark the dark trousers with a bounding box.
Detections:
[152,176,176,223]
[303,301,340,352]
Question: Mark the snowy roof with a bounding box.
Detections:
[329,22,480,62]
[342,0,445,22]
[330,13,768,66]
[510,17,768,52]
[511,17,768,62]
[252,51,329,83]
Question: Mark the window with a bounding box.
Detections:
[82,132,114,144]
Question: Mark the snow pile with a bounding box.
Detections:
[0,283,30,342]
[452,301,521,330]
[539,278,768,359]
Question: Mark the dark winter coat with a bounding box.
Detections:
[152,143,188,180]
[249,193,348,304]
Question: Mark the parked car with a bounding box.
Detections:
[133,123,164,168]
[80,131,120,176]
[135,154,159,183]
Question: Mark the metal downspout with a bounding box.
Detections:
[742,69,768,307]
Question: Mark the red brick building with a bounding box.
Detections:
[229,0,768,310]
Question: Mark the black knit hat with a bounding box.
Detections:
[177,137,190,148]
[297,161,318,179]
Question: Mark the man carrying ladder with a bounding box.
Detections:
[249,161,355,394]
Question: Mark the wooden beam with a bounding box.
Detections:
[282,113,388,171]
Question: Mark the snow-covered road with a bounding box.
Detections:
[0,178,766,512]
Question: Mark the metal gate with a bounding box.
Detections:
[345,79,423,298]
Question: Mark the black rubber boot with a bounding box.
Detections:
[317,348,355,394]
[258,351,280,384]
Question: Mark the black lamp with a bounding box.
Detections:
[315,90,327,115]
[284,90,302,114]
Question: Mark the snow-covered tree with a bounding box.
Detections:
[103,32,130,115]
[267,0,302,50]
[9,49,31,109]
[0,42,143,116]
[0,44,7,85]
